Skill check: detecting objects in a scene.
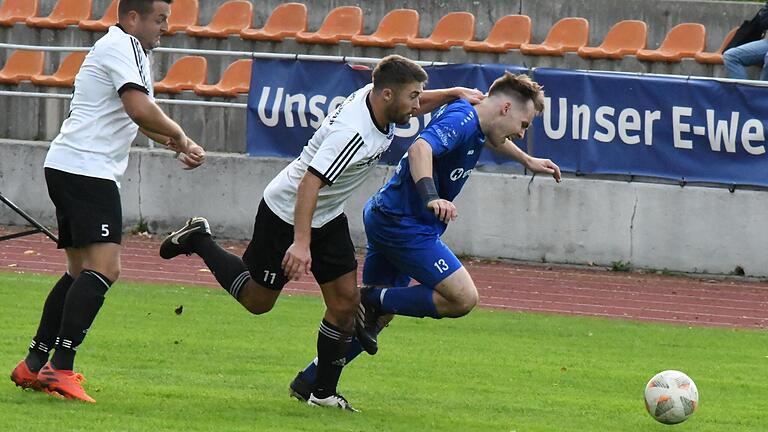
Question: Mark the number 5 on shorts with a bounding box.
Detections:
[101,224,110,237]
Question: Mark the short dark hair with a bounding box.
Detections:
[372,55,428,91]
[488,71,545,113]
[118,0,172,18]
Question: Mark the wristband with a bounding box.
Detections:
[416,177,439,207]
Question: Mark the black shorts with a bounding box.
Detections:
[44,168,122,249]
[242,199,358,291]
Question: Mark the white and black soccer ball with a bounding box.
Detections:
[644,370,699,424]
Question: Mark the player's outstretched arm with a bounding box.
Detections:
[122,89,188,148]
[488,138,561,182]
[282,171,324,281]
[139,128,205,170]
[409,139,458,223]
[416,87,486,115]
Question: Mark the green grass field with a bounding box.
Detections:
[1,272,766,431]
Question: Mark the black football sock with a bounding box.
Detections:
[190,234,250,299]
[313,319,353,398]
[50,270,112,371]
[24,272,74,371]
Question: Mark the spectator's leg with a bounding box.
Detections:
[761,50,768,81]
[723,39,768,79]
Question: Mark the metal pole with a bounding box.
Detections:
[0,193,58,243]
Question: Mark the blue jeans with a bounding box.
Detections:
[723,38,768,80]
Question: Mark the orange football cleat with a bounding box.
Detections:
[10,360,43,391]
[37,363,95,403]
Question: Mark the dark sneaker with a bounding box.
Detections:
[159,217,211,259]
[355,287,381,355]
[289,372,312,402]
[308,392,359,412]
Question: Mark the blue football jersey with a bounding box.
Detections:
[373,99,486,234]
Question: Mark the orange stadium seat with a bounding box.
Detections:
[463,14,531,53]
[0,50,45,84]
[0,0,39,27]
[406,12,475,50]
[351,9,419,48]
[166,0,199,35]
[636,23,706,62]
[30,51,86,87]
[578,20,646,59]
[240,2,307,42]
[520,17,589,56]
[78,0,117,32]
[26,0,91,29]
[295,6,363,45]
[695,26,738,65]
[193,59,251,97]
[154,56,208,94]
[186,0,253,38]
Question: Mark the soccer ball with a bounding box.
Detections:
[644,370,699,424]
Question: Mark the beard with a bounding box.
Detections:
[387,105,412,125]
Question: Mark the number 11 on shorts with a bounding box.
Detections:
[263,270,277,284]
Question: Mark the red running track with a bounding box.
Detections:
[0,228,766,329]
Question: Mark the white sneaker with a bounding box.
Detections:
[308,392,359,412]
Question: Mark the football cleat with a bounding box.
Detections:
[10,360,43,391]
[37,363,95,403]
[289,371,312,402]
[159,217,211,259]
[308,392,359,412]
[355,287,381,355]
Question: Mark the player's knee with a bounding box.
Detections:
[241,298,274,315]
[101,265,120,283]
[326,300,358,323]
[457,294,478,316]
[327,290,360,317]
[451,288,478,317]
[325,301,358,330]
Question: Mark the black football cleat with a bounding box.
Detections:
[159,217,211,259]
[288,371,312,402]
[355,287,381,355]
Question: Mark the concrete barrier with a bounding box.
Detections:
[2,139,765,277]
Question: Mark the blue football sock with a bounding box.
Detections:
[375,284,440,318]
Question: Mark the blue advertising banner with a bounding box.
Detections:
[246,59,525,166]
[531,68,768,187]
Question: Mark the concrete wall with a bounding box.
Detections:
[2,139,765,277]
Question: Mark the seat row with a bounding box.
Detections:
[0,49,252,97]
[0,0,737,63]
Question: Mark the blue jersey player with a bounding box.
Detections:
[358,71,561,352]
[289,72,560,399]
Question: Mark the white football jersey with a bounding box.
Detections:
[264,83,395,228]
[44,25,154,187]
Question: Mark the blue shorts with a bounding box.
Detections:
[362,199,462,288]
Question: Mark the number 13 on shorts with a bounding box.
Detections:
[434,258,450,274]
